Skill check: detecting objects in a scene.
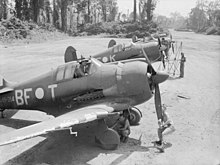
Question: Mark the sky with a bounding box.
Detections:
[117,0,199,17]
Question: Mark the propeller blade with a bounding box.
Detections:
[141,46,151,65]
[158,37,161,47]
[152,72,169,121]
[172,43,174,54]
[154,84,163,120]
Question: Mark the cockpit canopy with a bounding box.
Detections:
[55,58,101,82]
[112,44,125,53]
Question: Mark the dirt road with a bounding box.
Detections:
[0,31,220,165]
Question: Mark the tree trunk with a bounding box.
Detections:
[87,0,90,23]
[53,0,59,28]
[38,0,45,24]
[30,0,39,23]
[45,0,51,23]
[146,0,152,21]
[3,0,8,19]
[15,0,22,19]
[77,11,79,28]
[61,0,68,32]
[23,0,29,21]
[133,0,137,22]
[102,5,107,22]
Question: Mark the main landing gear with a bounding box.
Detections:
[95,119,120,150]
[128,106,142,125]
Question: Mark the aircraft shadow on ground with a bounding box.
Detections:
[1,109,19,118]
[0,110,40,129]
[110,140,172,165]
[168,76,181,81]
[2,121,165,165]
[0,118,39,129]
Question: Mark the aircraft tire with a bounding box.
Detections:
[95,128,120,150]
[129,107,142,125]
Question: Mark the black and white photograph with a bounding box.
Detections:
[0,0,220,164]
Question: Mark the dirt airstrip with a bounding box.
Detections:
[0,30,220,165]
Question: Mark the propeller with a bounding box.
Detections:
[142,47,169,121]
[149,33,167,68]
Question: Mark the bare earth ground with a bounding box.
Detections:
[0,30,220,165]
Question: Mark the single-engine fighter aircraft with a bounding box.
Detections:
[64,38,167,64]
[63,39,169,125]
[0,51,168,150]
[131,33,175,56]
[130,33,176,69]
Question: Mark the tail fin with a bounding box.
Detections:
[108,39,116,48]
[64,46,78,63]
[0,76,14,93]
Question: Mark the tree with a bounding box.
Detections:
[107,0,118,21]
[138,0,157,22]
[146,0,156,21]
[122,13,127,22]
[14,0,32,21]
[206,0,220,26]
[189,6,207,31]
[213,9,220,27]
[96,0,118,22]
[74,0,87,26]
[170,12,187,29]
[117,12,121,21]
[156,15,170,28]
[99,0,107,21]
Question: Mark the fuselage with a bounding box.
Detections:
[0,58,152,116]
[93,42,162,63]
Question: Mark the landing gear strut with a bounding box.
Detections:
[95,119,120,150]
[0,109,5,118]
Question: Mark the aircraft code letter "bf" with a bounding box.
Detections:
[15,88,32,106]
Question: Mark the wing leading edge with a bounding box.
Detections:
[0,105,114,146]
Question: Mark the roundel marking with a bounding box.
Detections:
[102,57,108,63]
[35,88,44,99]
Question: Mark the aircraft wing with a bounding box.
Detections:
[0,105,114,146]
